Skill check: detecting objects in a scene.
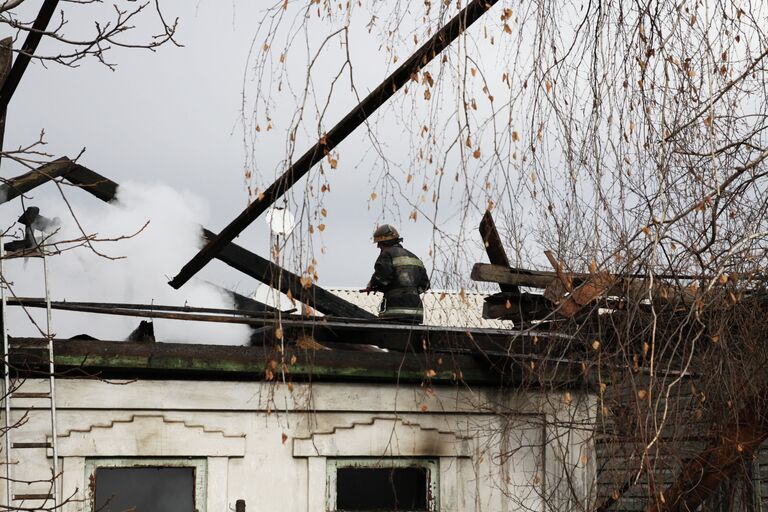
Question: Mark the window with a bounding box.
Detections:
[327,458,439,511]
[86,458,206,512]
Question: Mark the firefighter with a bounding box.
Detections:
[363,224,430,323]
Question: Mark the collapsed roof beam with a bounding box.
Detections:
[0,158,373,318]
[479,210,518,294]
[0,157,77,204]
[168,0,501,290]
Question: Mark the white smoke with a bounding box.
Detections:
[3,182,252,345]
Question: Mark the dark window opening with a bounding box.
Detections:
[93,466,195,512]
[336,466,429,511]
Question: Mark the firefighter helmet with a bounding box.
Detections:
[372,224,400,243]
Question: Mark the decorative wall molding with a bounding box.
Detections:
[293,416,471,458]
[50,414,245,457]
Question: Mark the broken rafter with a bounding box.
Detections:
[0,157,76,203]
[168,0,501,290]
[479,210,518,294]
[199,227,374,319]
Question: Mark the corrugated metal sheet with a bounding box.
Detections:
[252,284,516,329]
[326,288,516,329]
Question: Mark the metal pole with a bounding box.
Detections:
[42,251,59,508]
[0,237,11,505]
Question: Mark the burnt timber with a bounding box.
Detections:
[479,210,518,294]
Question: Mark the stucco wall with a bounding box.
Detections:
[1,379,596,511]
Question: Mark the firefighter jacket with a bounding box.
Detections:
[368,243,430,322]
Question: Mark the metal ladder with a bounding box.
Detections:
[0,235,60,509]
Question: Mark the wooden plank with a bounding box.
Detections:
[63,162,118,202]
[478,210,518,293]
[557,271,615,317]
[471,263,563,289]
[0,157,76,204]
[481,292,553,322]
[168,0,501,290]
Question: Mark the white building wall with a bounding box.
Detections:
[1,379,596,511]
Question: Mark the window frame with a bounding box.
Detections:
[85,457,207,512]
[326,457,440,512]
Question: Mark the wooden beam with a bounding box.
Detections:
[479,210,518,293]
[168,0,501,290]
[0,0,60,113]
[481,292,553,322]
[471,263,564,289]
[203,228,375,318]
[0,36,12,170]
[0,157,76,204]
[63,160,374,318]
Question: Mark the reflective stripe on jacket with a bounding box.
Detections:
[369,243,430,323]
